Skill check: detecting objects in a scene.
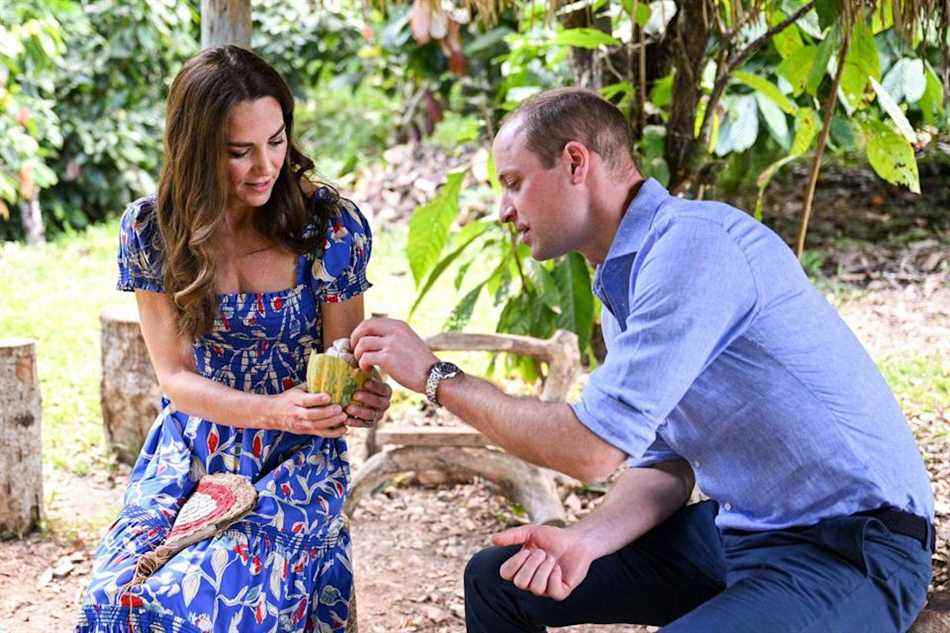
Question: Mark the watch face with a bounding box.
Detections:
[435,361,460,376]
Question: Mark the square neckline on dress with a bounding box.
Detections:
[215,251,310,306]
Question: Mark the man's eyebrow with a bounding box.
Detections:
[226,123,286,147]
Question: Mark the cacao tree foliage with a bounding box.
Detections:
[404,0,948,376]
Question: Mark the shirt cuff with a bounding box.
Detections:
[569,381,659,460]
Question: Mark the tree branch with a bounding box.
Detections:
[796,25,851,258]
[697,1,815,154]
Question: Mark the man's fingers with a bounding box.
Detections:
[356,351,384,373]
[512,548,547,590]
[350,390,386,410]
[361,379,392,398]
[498,548,532,581]
[351,318,401,347]
[528,554,557,596]
[491,526,533,548]
[353,335,385,361]
[547,565,570,601]
[345,404,377,422]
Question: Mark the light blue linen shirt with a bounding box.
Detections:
[570,179,933,531]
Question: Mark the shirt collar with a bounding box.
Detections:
[601,177,670,263]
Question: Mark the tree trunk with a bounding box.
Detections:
[18,192,45,245]
[100,305,162,465]
[666,0,709,191]
[0,338,44,537]
[201,0,252,49]
[556,0,611,89]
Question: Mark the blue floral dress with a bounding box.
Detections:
[77,190,371,633]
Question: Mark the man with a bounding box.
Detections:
[349,88,934,632]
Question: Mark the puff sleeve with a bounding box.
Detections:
[116,195,165,293]
[310,198,373,303]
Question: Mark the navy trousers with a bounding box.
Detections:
[464,501,932,632]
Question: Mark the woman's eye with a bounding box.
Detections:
[269,138,286,147]
[229,151,249,158]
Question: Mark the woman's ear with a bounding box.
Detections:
[562,141,589,184]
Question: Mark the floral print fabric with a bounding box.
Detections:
[77,190,371,633]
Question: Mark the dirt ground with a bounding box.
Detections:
[0,277,946,633]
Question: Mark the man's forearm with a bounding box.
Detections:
[568,461,694,560]
[437,373,625,482]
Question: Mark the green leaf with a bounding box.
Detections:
[552,252,593,351]
[805,30,836,96]
[733,71,798,114]
[861,119,920,194]
[790,107,820,155]
[407,171,465,285]
[443,283,485,332]
[814,0,841,31]
[754,93,790,149]
[409,220,492,317]
[839,19,880,107]
[526,260,561,311]
[918,62,945,125]
[768,9,804,58]
[870,77,916,143]
[754,155,799,219]
[621,0,652,26]
[600,81,634,104]
[715,95,758,156]
[778,45,817,95]
[554,28,620,49]
[650,73,674,109]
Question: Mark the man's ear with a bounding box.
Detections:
[562,141,590,184]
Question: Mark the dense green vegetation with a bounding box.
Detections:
[2,0,947,371]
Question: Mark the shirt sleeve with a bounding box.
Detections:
[570,217,759,459]
[117,196,164,293]
[627,431,681,468]
[311,198,373,303]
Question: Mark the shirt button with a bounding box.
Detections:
[723,502,732,511]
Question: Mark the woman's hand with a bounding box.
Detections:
[345,379,393,428]
[264,384,349,437]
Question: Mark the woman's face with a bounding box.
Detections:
[224,96,288,214]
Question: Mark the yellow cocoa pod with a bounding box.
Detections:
[306,350,373,407]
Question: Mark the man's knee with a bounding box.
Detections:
[464,545,519,594]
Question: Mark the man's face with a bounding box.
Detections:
[491,121,586,261]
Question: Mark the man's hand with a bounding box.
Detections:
[492,524,596,601]
[350,318,439,394]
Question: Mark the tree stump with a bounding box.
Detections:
[909,591,950,633]
[100,305,161,465]
[0,338,44,536]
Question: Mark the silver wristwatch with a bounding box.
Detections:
[425,361,463,407]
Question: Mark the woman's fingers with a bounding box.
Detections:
[298,405,346,423]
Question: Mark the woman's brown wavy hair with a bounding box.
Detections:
[157,45,336,340]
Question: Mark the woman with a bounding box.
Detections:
[77,46,390,632]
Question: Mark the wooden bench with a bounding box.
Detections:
[344,329,581,526]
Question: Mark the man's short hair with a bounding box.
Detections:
[501,87,634,170]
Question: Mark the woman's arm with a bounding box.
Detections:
[135,290,348,435]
